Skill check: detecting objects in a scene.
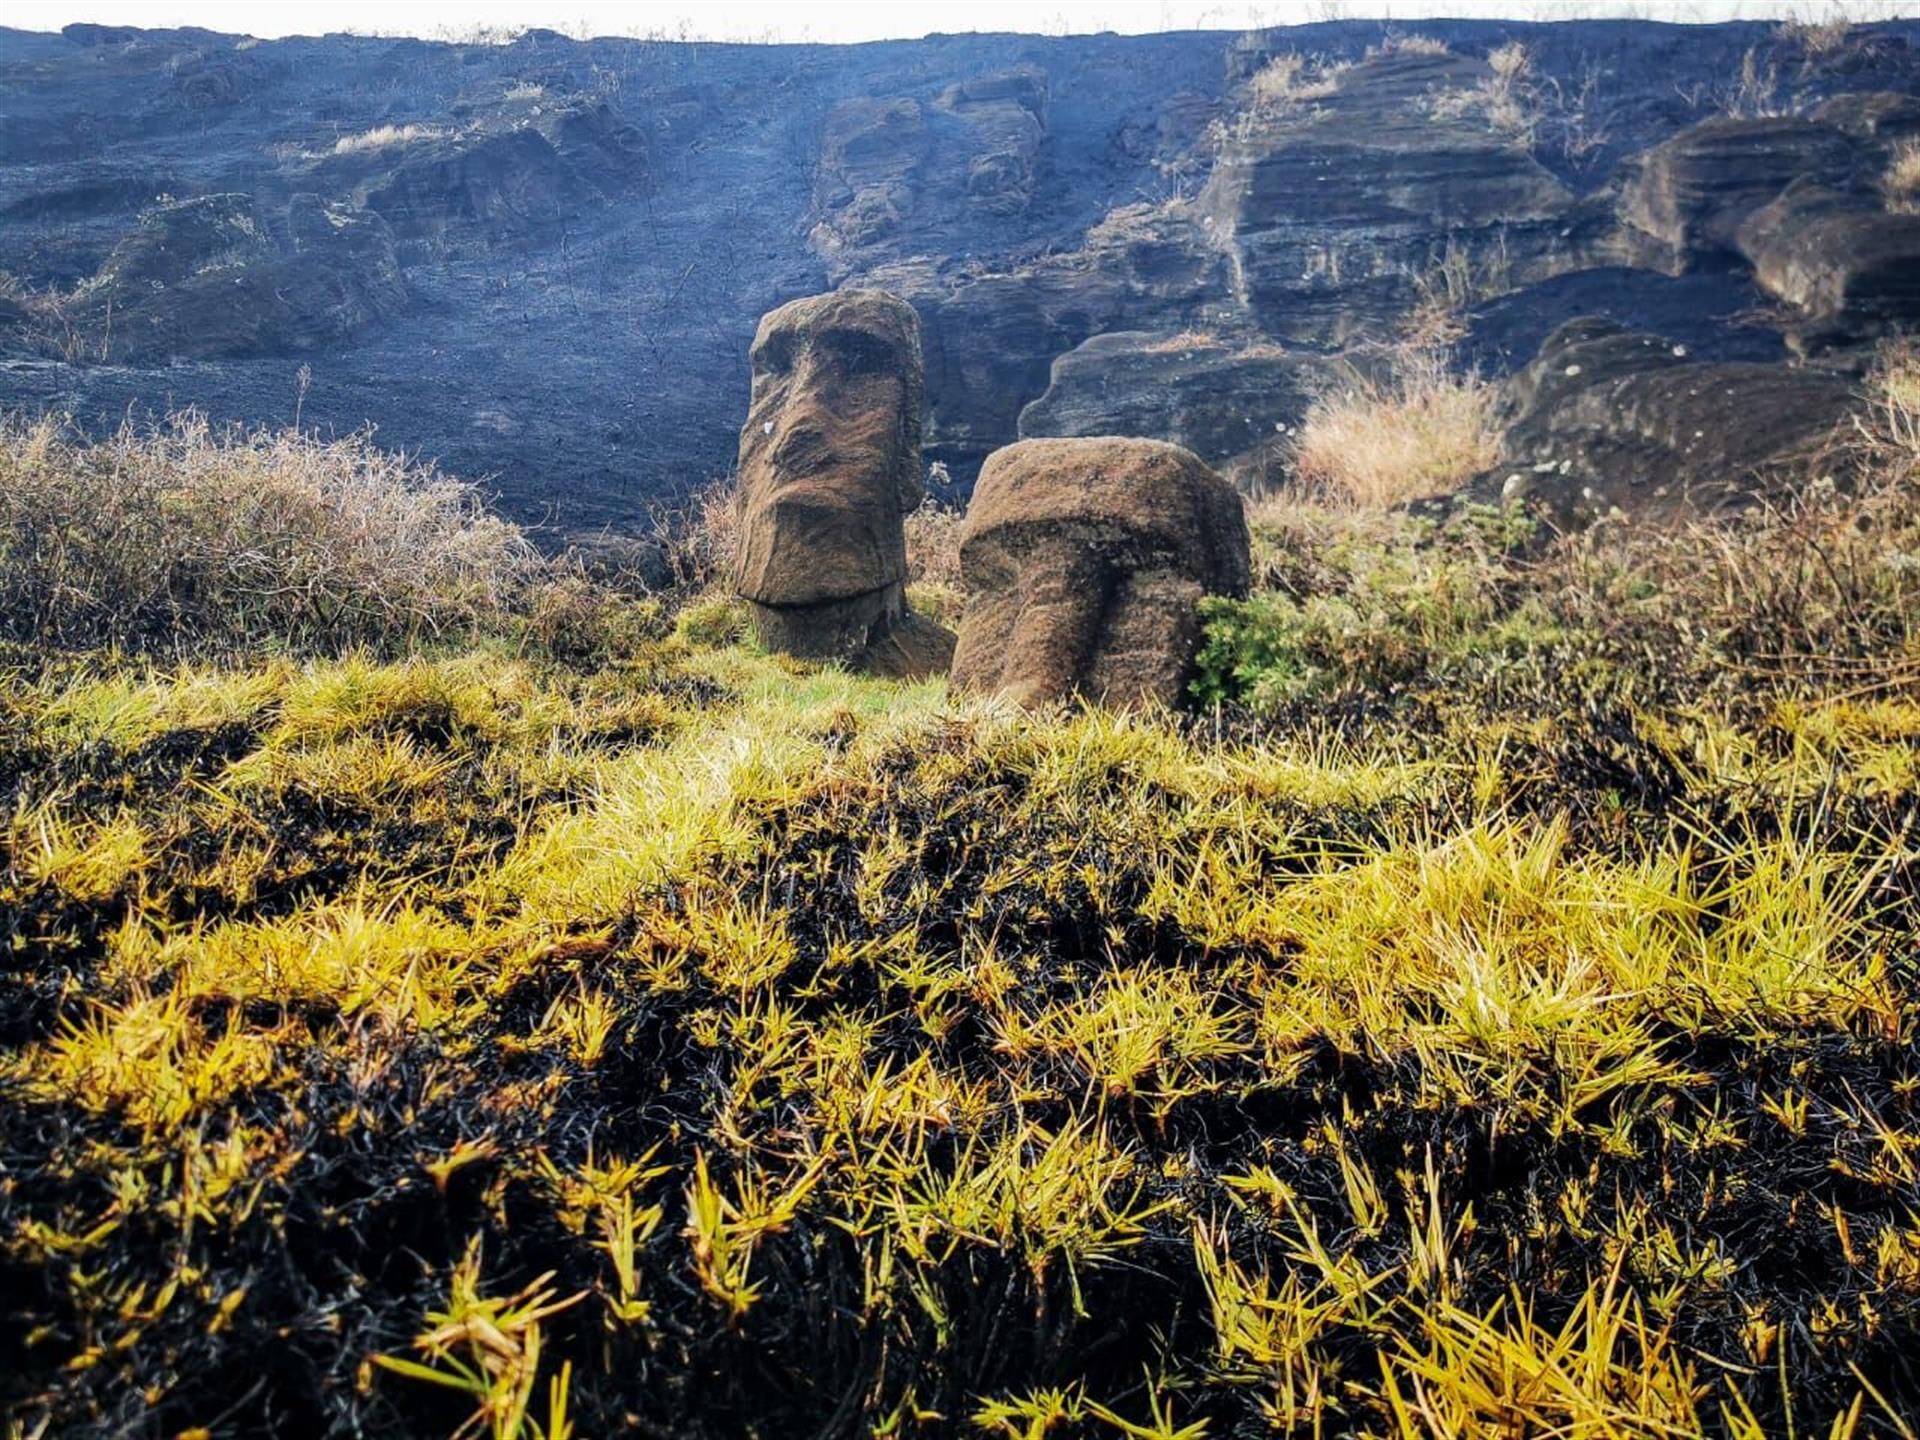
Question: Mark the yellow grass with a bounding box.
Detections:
[1285,348,1500,508]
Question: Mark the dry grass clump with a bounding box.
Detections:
[1244,52,1345,117]
[1776,8,1854,56]
[904,500,966,589]
[1369,30,1452,58]
[330,122,445,154]
[1141,328,1223,352]
[0,414,544,653]
[1285,348,1500,509]
[1883,140,1920,214]
[1722,46,1784,120]
[1459,39,1537,139]
[648,475,741,594]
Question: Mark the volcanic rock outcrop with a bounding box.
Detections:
[950,437,1250,709]
[1736,182,1920,355]
[1484,318,1861,523]
[1016,330,1341,488]
[733,288,956,678]
[80,192,404,362]
[1199,46,1581,347]
[1618,115,1866,269]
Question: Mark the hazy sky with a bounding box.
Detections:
[6,0,1914,42]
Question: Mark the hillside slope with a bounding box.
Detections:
[3,17,1919,533]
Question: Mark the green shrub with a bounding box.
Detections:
[1194,503,1559,710]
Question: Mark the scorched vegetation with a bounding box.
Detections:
[4,358,1920,1439]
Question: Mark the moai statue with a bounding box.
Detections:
[950,437,1250,709]
[733,288,954,678]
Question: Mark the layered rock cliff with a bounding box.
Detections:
[2,17,1918,535]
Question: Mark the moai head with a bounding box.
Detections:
[731,289,951,676]
[949,438,1250,709]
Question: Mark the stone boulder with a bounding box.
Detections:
[1618,116,1865,270]
[950,437,1250,709]
[1016,330,1342,489]
[1481,318,1860,523]
[733,288,955,678]
[1737,181,1920,356]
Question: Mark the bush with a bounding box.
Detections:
[648,475,741,595]
[1284,346,1499,508]
[0,414,544,654]
[1192,504,1548,709]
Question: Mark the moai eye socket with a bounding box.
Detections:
[753,330,797,378]
[823,329,893,377]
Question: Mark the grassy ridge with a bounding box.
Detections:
[3,386,1920,1437]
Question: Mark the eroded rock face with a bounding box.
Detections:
[358,129,597,244]
[734,288,955,677]
[1618,116,1866,269]
[1200,49,1579,347]
[1016,330,1340,488]
[85,192,404,362]
[951,437,1250,709]
[810,66,1049,278]
[1737,182,1920,355]
[1482,318,1860,523]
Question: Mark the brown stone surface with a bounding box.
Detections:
[733,287,954,675]
[951,437,1249,709]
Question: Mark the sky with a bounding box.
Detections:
[4,0,1914,43]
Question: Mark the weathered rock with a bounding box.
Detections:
[94,192,266,293]
[951,437,1249,709]
[937,66,1047,214]
[810,66,1049,277]
[1618,116,1866,269]
[84,192,404,363]
[1810,90,1920,146]
[733,288,955,677]
[1479,317,1860,523]
[532,99,651,196]
[1017,330,1339,488]
[873,199,1236,480]
[810,98,926,260]
[358,128,596,243]
[1199,49,1578,346]
[1737,181,1920,356]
